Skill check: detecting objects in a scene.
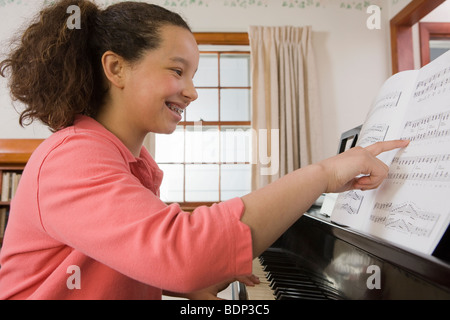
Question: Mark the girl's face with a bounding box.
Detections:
[121,25,199,135]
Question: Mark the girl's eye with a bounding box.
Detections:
[172,69,182,76]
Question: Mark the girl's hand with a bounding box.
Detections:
[184,274,260,300]
[317,140,409,193]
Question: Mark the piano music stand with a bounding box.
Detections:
[337,125,362,154]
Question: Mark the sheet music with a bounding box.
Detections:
[332,51,450,254]
[365,54,450,254]
[332,70,418,228]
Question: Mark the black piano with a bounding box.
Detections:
[237,126,450,300]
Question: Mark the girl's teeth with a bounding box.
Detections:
[167,104,183,115]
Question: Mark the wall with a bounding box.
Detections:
[0,1,52,139]
[0,0,400,159]
[421,0,450,22]
[388,0,412,19]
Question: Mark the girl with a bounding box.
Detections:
[0,0,408,300]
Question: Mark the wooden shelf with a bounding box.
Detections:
[0,139,44,246]
[0,139,44,164]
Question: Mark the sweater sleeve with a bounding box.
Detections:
[37,133,253,293]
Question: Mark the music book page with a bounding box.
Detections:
[331,50,450,255]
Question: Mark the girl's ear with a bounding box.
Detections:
[101,51,126,89]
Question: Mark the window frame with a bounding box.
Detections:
[419,22,450,67]
[390,0,445,74]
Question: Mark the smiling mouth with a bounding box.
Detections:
[166,102,184,116]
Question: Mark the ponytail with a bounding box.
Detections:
[0,0,191,132]
[1,0,99,131]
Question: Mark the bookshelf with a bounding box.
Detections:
[0,139,44,246]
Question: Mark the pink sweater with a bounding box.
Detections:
[0,116,252,299]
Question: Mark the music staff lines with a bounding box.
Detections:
[370,202,440,238]
[367,91,402,118]
[401,111,450,143]
[336,191,364,215]
[388,154,450,182]
[357,124,389,147]
[414,65,450,103]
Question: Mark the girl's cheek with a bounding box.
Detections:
[167,79,184,93]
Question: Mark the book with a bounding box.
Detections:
[0,171,22,202]
[331,50,450,255]
[1,172,11,202]
[0,207,8,238]
[11,172,21,199]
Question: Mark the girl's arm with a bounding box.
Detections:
[241,140,409,258]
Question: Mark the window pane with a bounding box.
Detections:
[429,40,450,62]
[185,125,219,163]
[155,128,184,163]
[158,164,184,202]
[221,164,251,200]
[186,164,219,201]
[220,54,250,87]
[220,89,251,121]
[193,54,218,87]
[220,126,252,163]
[186,89,219,122]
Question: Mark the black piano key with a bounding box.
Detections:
[274,285,326,297]
[272,280,321,290]
[275,289,328,300]
[266,272,313,284]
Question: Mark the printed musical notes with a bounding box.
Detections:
[370,202,440,238]
[334,190,364,215]
[414,65,450,103]
[401,111,450,143]
[357,124,389,147]
[375,91,402,109]
[367,91,402,118]
[388,154,450,183]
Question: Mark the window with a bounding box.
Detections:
[155,38,251,208]
[419,22,450,66]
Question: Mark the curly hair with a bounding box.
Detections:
[0,0,191,132]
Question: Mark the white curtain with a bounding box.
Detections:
[249,26,323,190]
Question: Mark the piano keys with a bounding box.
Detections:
[244,249,344,300]
[239,259,275,300]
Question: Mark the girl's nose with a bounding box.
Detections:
[183,80,198,103]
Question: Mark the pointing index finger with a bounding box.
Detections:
[365,140,410,156]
